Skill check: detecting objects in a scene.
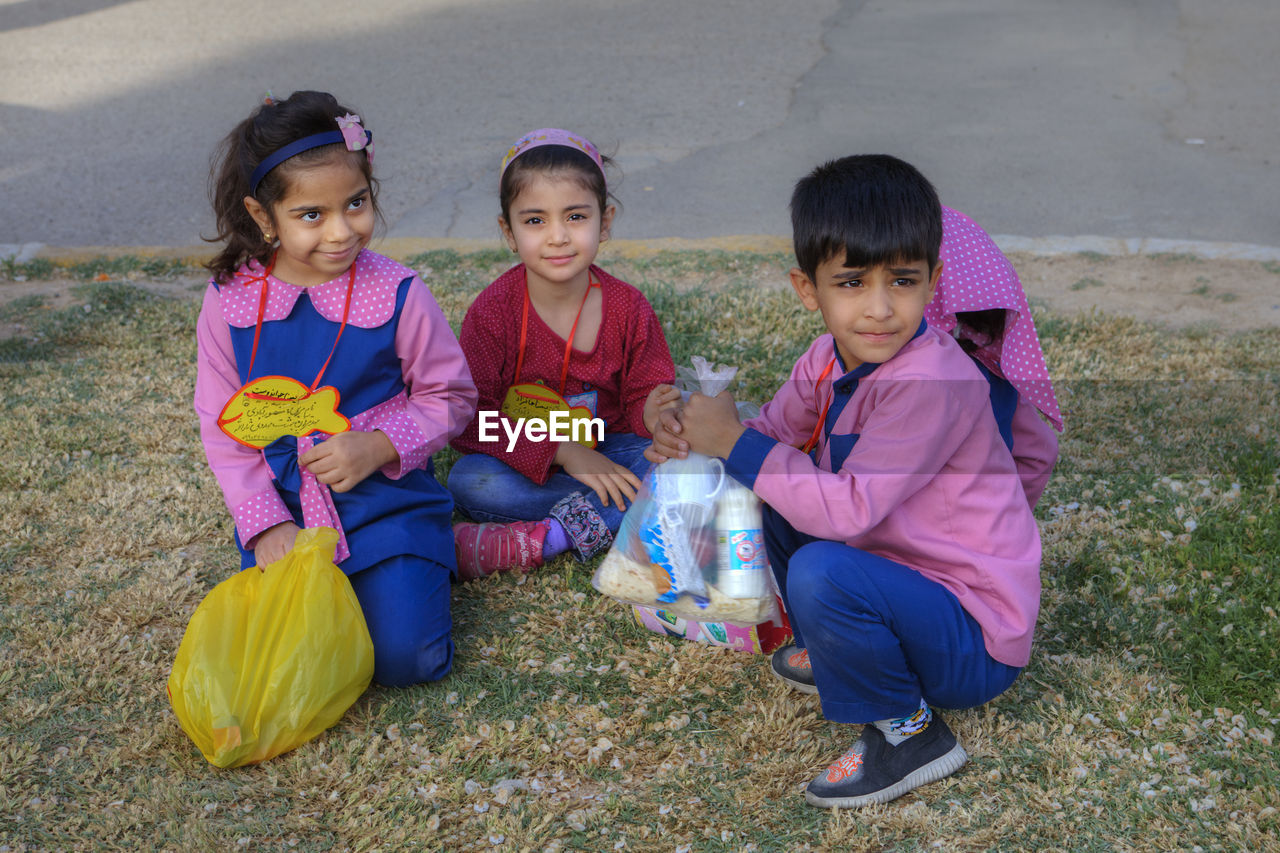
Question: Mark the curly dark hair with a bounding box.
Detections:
[205,90,381,283]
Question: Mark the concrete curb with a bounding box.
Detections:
[990,235,1280,262]
[4,235,1280,265]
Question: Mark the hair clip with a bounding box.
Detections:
[263,90,276,106]
[336,114,368,152]
[249,114,374,195]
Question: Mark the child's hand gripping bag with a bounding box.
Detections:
[593,358,779,628]
[167,527,374,768]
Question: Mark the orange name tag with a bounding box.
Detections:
[500,382,598,448]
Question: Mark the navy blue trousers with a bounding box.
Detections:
[763,504,1021,723]
[349,554,453,688]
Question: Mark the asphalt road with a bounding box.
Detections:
[1,0,1276,251]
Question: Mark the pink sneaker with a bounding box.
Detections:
[453,520,549,581]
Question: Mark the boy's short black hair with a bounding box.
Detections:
[790,154,942,282]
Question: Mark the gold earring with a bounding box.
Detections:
[263,230,273,244]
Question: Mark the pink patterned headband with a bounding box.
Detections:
[499,128,604,180]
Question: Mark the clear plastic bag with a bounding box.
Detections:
[167,527,374,768]
[593,358,777,625]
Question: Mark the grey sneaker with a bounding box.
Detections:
[769,644,818,694]
[805,714,968,808]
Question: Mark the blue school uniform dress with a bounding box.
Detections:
[194,250,477,686]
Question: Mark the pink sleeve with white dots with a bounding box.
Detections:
[375,277,478,478]
[193,285,294,547]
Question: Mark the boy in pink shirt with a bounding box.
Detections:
[651,155,1042,808]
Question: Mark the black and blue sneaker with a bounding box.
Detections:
[805,714,968,808]
[769,644,818,694]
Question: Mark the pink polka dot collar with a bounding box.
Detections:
[928,207,1063,431]
[218,250,415,330]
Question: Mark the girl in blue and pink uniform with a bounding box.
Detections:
[193,91,477,687]
[930,207,1062,508]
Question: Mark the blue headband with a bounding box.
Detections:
[248,121,373,196]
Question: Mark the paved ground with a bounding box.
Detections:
[1,0,1277,254]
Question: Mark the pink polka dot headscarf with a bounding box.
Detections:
[928,207,1063,431]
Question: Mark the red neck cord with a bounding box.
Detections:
[800,356,838,455]
[246,257,357,391]
[513,276,600,396]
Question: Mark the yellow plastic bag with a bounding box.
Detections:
[168,527,374,768]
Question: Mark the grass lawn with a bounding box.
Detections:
[0,250,1276,851]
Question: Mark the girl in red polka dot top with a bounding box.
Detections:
[447,129,677,579]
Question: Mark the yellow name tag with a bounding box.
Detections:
[500,382,598,448]
[218,375,351,449]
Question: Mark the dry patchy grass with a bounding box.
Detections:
[0,254,1277,852]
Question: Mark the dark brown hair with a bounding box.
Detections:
[205,90,381,283]
[954,308,1007,355]
[498,144,618,225]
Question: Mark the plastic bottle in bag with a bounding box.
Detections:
[715,482,766,599]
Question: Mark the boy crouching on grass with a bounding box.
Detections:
[648,154,1042,807]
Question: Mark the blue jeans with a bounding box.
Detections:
[446,432,653,532]
[763,504,1022,723]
